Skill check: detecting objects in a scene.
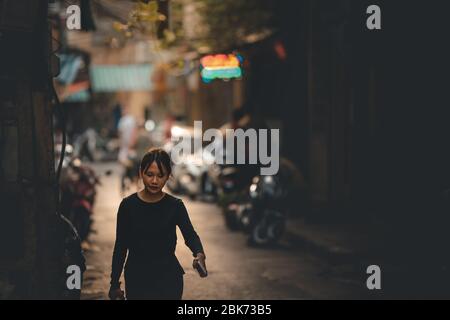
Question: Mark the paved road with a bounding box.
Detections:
[81,163,368,300]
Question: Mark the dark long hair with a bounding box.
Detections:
[139,148,172,176]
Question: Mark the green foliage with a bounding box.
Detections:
[111,0,185,49]
[197,0,277,51]
[110,0,278,51]
[113,0,163,39]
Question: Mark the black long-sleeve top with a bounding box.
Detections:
[110,193,204,289]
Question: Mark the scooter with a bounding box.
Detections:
[120,152,141,197]
[60,157,100,242]
[216,164,257,231]
[58,214,86,299]
[229,174,289,246]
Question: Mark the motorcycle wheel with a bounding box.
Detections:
[248,222,271,246]
[224,208,240,231]
[267,218,286,243]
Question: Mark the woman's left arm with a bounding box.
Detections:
[176,200,205,258]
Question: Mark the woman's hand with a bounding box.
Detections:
[108,286,125,300]
[193,252,208,278]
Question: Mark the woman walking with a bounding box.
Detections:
[109,148,207,300]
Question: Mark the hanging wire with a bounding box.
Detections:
[49,74,67,218]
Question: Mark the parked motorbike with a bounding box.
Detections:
[226,174,289,246]
[165,138,216,200]
[54,143,74,170]
[214,164,257,231]
[73,128,120,162]
[58,214,86,300]
[60,157,100,242]
[120,151,141,197]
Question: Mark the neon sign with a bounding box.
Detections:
[200,54,243,83]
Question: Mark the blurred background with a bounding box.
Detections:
[1,0,450,299]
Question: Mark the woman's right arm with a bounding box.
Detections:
[110,200,129,290]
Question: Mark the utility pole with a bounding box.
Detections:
[0,0,64,299]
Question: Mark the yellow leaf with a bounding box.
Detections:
[148,1,159,14]
[137,0,158,14]
[137,2,150,12]
[113,21,127,32]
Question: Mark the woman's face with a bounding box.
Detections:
[141,161,169,194]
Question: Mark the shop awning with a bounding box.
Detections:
[90,64,154,92]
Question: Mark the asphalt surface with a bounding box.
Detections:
[81,163,368,300]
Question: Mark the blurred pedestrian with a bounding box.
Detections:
[135,120,154,161]
[109,148,207,300]
[117,105,137,166]
[73,128,98,162]
[117,106,139,195]
[112,102,123,136]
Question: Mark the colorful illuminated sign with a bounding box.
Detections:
[200,54,243,83]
